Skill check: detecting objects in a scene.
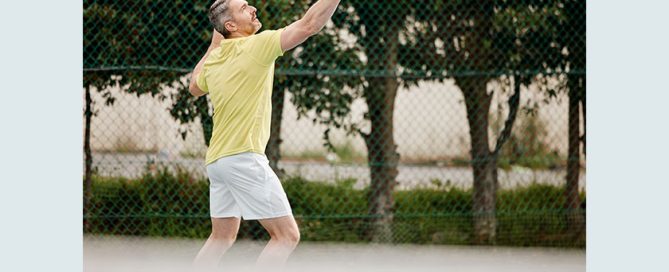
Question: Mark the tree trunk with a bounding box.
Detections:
[363,81,400,243]
[580,78,586,156]
[472,157,498,244]
[565,75,585,234]
[363,26,400,243]
[84,86,93,231]
[460,77,498,244]
[266,85,285,178]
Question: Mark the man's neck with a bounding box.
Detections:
[227,32,253,39]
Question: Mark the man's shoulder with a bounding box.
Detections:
[251,29,284,39]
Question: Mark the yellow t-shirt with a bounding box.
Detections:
[196,29,284,165]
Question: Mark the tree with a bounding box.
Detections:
[84,0,216,137]
[83,0,212,220]
[261,1,363,176]
[287,0,563,243]
[560,0,586,235]
[406,0,566,244]
[283,0,415,242]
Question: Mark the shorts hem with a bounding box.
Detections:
[210,214,242,219]
[241,211,293,221]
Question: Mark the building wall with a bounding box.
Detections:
[89,79,577,161]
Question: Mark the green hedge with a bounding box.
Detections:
[84,170,585,247]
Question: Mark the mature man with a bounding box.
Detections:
[188,0,341,268]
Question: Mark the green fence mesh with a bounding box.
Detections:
[83,0,586,247]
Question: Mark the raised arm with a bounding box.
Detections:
[189,30,224,97]
[280,0,341,52]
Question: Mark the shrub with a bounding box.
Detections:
[85,171,585,247]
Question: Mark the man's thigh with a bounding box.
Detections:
[258,215,299,237]
[211,217,241,237]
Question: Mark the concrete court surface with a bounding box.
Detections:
[84,236,585,272]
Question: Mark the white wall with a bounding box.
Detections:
[88,78,577,161]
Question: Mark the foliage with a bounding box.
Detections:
[85,172,585,247]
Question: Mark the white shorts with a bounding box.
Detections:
[206,152,292,220]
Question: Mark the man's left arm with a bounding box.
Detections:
[280,0,341,52]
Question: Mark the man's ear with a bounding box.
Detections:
[224,21,237,33]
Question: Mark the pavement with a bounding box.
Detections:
[84,235,585,272]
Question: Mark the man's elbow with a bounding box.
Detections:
[188,82,205,97]
[308,26,323,37]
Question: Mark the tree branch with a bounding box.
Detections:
[492,76,521,157]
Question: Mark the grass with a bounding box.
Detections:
[331,141,367,163]
[179,149,206,159]
[283,141,366,164]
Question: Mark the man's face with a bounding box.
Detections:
[227,0,261,36]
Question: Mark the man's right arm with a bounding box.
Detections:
[280,0,341,52]
[189,30,224,97]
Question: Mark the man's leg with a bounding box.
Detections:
[256,215,300,267]
[193,217,241,268]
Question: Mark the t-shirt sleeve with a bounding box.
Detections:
[195,69,209,93]
[247,29,284,65]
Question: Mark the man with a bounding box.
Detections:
[188,0,341,269]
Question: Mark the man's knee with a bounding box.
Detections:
[210,231,237,243]
[287,229,300,244]
[273,228,300,245]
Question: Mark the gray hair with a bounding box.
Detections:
[208,0,233,38]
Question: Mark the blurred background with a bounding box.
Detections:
[83,0,585,257]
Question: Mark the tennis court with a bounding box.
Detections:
[85,235,584,272]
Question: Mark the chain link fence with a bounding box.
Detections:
[84,0,585,247]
